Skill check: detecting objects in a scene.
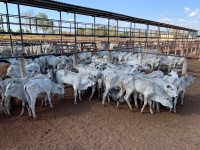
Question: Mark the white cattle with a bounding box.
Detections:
[4,81,31,116]
[92,55,109,63]
[158,56,179,73]
[118,77,174,114]
[24,78,65,118]
[7,62,40,78]
[56,70,96,105]
[142,55,161,70]
[169,75,195,113]
[76,64,102,99]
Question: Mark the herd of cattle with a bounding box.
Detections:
[0,50,196,118]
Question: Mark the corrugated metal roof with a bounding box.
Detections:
[0,0,198,32]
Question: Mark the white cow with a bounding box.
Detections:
[76,64,102,99]
[24,78,65,118]
[118,76,177,113]
[56,70,96,105]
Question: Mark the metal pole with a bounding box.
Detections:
[133,23,136,48]
[17,2,26,77]
[60,11,63,52]
[174,29,177,55]
[130,22,132,42]
[5,3,13,53]
[158,26,160,53]
[181,31,185,56]
[108,18,111,61]
[145,24,149,51]
[182,58,188,75]
[117,20,119,43]
[167,28,170,55]
[73,13,77,68]
[94,16,96,41]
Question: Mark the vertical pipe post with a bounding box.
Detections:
[145,24,149,51]
[5,3,13,53]
[60,11,63,52]
[73,13,77,68]
[133,23,136,48]
[157,26,160,53]
[182,57,188,75]
[94,16,96,41]
[181,31,185,56]
[130,22,132,48]
[108,18,111,61]
[17,2,26,77]
[174,29,177,55]
[117,20,119,43]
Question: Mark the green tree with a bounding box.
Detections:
[16,29,25,33]
[21,10,35,33]
[77,27,85,35]
[34,12,52,33]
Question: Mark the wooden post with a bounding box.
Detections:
[53,44,57,53]
[138,47,142,64]
[182,58,188,75]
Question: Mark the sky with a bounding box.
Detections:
[0,0,200,34]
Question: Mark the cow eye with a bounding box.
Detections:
[167,85,170,88]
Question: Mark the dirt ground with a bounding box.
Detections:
[0,59,200,150]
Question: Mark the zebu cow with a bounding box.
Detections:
[24,78,65,118]
[76,64,102,99]
[56,70,96,105]
[168,75,195,113]
[158,56,183,73]
[7,62,40,78]
[118,76,178,113]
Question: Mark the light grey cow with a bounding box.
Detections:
[24,78,65,118]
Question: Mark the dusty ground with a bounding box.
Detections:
[0,59,200,150]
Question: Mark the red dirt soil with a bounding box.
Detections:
[0,59,200,150]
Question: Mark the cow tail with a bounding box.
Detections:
[24,84,30,107]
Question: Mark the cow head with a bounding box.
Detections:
[164,84,179,99]
[185,75,196,86]
[56,84,65,95]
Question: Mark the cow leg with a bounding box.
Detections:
[19,99,25,116]
[97,87,102,99]
[78,90,82,101]
[152,101,155,110]
[141,96,148,113]
[124,91,133,110]
[173,97,178,113]
[148,100,154,114]
[117,101,120,108]
[89,85,96,101]
[5,96,11,116]
[133,91,139,109]
[47,92,53,109]
[156,102,160,113]
[25,102,32,117]
[102,88,111,106]
[74,88,78,105]
[181,91,185,106]
[30,98,36,119]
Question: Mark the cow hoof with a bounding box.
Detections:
[157,110,160,113]
[181,104,184,106]
[151,112,154,115]
[173,111,177,113]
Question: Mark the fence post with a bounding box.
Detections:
[182,58,188,75]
